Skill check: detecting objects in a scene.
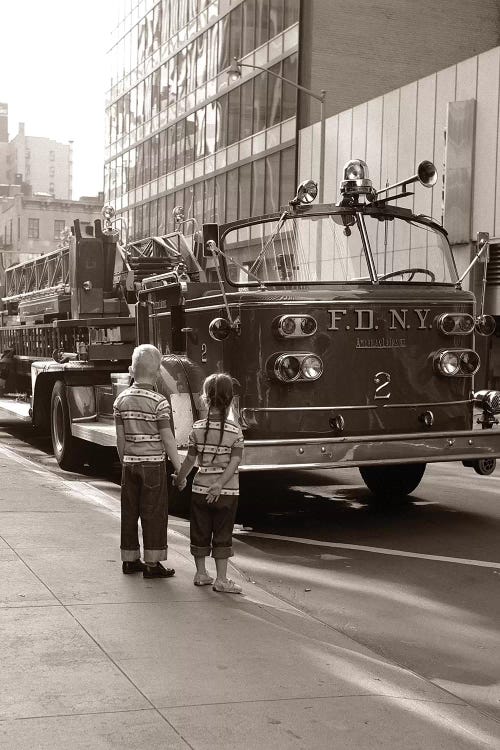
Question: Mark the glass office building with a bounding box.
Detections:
[105,0,300,241]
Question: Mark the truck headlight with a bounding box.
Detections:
[475,314,496,336]
[434,349,480,376]
[300,355,323,379]
[274,315,317,338]
[436,313,475,335]
[459,350,480,375]
[436,350,459,375]
[270,353,323,382]
[275,354,301,381]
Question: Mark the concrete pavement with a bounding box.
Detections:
[0,443,499,749]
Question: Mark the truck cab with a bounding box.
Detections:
[140,159,500,498]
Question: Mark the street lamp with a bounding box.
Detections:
[228,57,327,202]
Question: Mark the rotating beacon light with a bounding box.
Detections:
[340,160,376,202]
[102,204,115,232]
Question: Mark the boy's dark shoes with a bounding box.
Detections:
[143,563,175,578]
[122,560,146,574]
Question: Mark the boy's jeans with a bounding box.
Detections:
[120,462,168,563]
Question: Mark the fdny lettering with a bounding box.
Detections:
[415,308,431,328]
[327,308,432,332]
[327,309,347,330]
[356,309,374,330]
[389,309,407,330]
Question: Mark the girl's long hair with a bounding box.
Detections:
[201,373,234,463]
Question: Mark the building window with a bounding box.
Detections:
[265,153,280,214]
[251,158,265,217]
[284,0,299,27]
[226,168,239,223]
[282,53,298,119]
[17,217,20,240]
[25,149,30,160]
[54,219,65,239]
[50,150,55,161]
[49,182,55,194]
[279,146,296,205]
[49,166,55,177]
[28,218,39,239]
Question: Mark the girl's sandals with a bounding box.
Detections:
[193,572,214,586]
[212,578,242,594]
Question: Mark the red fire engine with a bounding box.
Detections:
[1,159,500,506]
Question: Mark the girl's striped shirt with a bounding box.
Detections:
[188,417,244,496]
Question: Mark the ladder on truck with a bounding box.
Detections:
[0,219,199,464]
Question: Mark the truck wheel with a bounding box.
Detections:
[359,463,426,499]
[50,381,86,471]
[473,458,496,476]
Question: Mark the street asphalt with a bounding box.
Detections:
[0,438,500,749]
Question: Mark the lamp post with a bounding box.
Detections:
[228,57,327,203]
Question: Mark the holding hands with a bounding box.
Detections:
[172,473,187,491]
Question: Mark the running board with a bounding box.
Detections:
[71,421,117,447]
[71,420,189,458]
[0,397,32,421]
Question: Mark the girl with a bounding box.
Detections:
[175,373,244,593]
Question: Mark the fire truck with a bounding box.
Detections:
[1,159,500,507]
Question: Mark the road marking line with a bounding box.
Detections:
[1,443,498,570]
[233,531,500,569]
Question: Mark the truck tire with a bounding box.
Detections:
[472,457,496,476]
[50,381,87,471]
[359,463,426,499]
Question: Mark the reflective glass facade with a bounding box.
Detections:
[105,0,300,240]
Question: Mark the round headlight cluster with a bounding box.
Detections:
[275,315,317,338]
[436,313,475,335]
[475,314,496,336]
[271,353,323,382]
[209,317,232,341]
[278,355,301,381]
[434,349,480,377]
[439,351,459,375]
[300,355,323,379]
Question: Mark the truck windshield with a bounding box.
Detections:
[221,212,457,285]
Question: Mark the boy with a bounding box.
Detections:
[113,344,181,578]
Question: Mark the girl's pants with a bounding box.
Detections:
[190,491,238,559]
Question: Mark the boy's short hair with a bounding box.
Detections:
[131,345,162,380]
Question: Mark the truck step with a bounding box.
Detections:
[0,397,31,421]
[71,420,117,447]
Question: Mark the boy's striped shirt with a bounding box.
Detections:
[113,384,171,463]
[189,418,244,496]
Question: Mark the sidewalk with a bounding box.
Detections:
[0,444,499,750]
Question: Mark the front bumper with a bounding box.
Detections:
[240,428,500,471]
